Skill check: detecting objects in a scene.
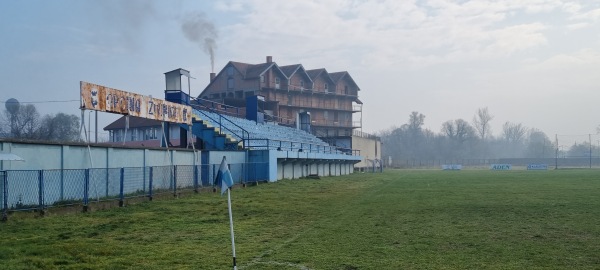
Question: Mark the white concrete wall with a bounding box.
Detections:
[352,135,381,168]
[0,141,198,171]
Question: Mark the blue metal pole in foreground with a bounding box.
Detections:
[83,169,89,212]
[119,168,124,207]
[2,172,7,221]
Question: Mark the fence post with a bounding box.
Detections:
[242,163,246,188]
[119,168,124,207]
[212,164,217,193]
[83,169,89,212]
[105,168,109,198]
[173,166,178,198]
[193,165,199,193]
[148,167,153,201]
[38,170,45,216]
[2,172,7,222]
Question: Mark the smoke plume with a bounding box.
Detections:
[181,13,218,72]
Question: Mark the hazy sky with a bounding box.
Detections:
[1,0,599,140]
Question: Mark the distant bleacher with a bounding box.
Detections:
[192,108,343,153]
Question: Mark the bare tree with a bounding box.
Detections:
[3,104,41,139]
[442,119,475,144]
[472,107,493,140]
[502,122,528,144]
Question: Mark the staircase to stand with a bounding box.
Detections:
[181,106,248,151]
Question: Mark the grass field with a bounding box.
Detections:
[1,170,600,269]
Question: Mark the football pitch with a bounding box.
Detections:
[1,169,599,269]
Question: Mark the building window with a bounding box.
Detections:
[288,94,293,105]
[227,66,234,76]
[146,128,157,140]
[261,75,265,83]
[114,130,122,142]
[300,80,304,90]
[227,78,234,89]
[275,77,280,89]
[344,86,349,95]
[131,128,138,141]
[324,83,329,92]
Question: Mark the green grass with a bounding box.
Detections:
[1,170,600,269]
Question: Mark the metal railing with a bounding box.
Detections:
[193,97,243,118]
[1,162,269,220]
[191,101,250,146]
[245,138,359,156]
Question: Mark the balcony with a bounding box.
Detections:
[266,85,358,98]
[310,119,353,128]
[279,100,354,111]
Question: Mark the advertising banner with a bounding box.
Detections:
[527,164,548,170]
[490,164,512,170]
[442,165,462,170]
[80,81,192,125]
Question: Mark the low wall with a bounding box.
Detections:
[0,140,198,171]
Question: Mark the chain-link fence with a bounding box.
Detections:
[0,162,268,219]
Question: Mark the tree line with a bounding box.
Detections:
[0,103,81,142]
[376,108,589,161]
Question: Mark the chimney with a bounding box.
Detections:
[210,72,216,82]
[266,56,272,63]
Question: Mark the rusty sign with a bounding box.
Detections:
[80,81,192,125]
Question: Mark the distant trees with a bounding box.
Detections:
[38,113,81,142]
[441,119,475,144]
[379,109,555,161]
[501,122,528,144]
[525,129,554,158]
[0,103,81,142]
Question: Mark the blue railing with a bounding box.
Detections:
[245,138,360,156]
[191,102,250,147]
[0,162,268,220]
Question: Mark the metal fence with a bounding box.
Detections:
[1,162,268,220]
[390,158,600,169]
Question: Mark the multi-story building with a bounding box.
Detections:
[198,56,363,143]
[102,62,380,170]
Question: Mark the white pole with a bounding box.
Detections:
[227,188,237,270]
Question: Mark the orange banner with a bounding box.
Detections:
[80,81,192,125]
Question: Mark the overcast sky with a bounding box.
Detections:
[1,0,599,141]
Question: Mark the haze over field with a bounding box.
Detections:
[1,0,599,139]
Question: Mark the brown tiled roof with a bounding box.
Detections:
[104,116,162,130]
